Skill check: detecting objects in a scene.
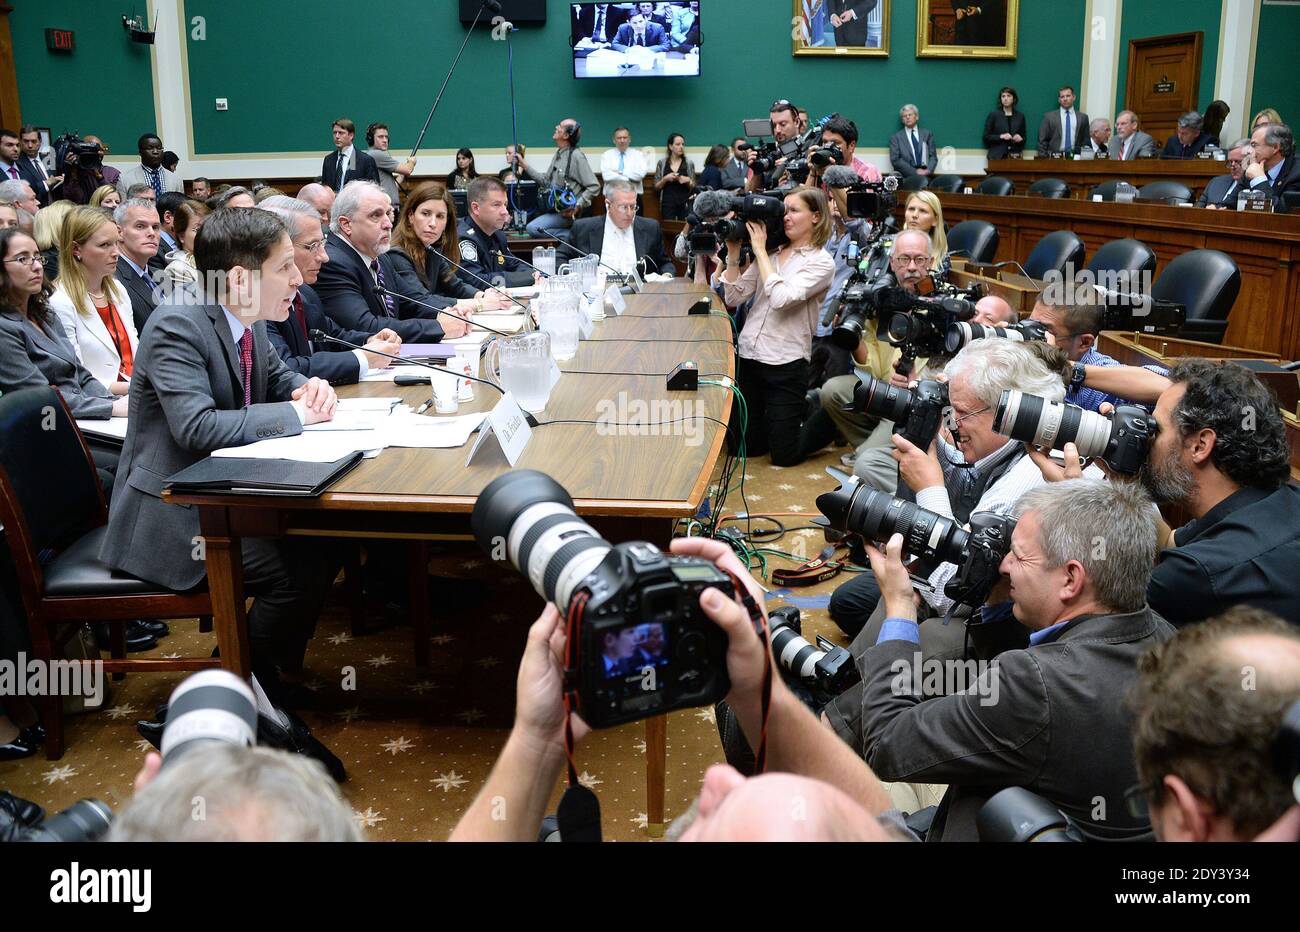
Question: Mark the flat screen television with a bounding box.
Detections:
[570,2,701,79]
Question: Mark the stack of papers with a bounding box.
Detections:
[76,417,129,441]
[211,411,487,462]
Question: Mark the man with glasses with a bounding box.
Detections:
[260,196,402,385]
[1196,139,1253,209]
[567,178,670,275]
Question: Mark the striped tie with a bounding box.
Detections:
[371,260,395,316]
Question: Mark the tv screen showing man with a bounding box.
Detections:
[572,2,701,79]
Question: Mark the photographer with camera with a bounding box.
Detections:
[53,135,120,205]
[519,118,600,241]
[808,166,875,387]
[745,100,802,192]
[1131,606,1300,841]
[843,478,1175,840]
[806,116,883,190]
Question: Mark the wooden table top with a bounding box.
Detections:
[169,283,736,519]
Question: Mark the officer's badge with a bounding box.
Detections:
[497,254,506,265]
[459,240,479,263]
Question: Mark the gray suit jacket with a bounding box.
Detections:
[99,301,306,590]
[0,309,115,419]
[888,127,938,177]
[719,157,748,191]
[1196,172,1241,209]
[1108,130,1157,160]
[115,162,184,197]
[1037,109,1089,154]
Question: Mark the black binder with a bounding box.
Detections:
[164,452,364,497]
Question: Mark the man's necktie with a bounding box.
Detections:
[337,152,347,189]
[5,165,16,180]
[910,131,923,168]
[1063,112,1072,150]
[371,259,395,315]
[146,166,163,200]
[141,269,160,303]
[293,294,311,348]
[237,329,253,407]
[594,6,606,41]
[619,151,626,174]
[636,31,643,46]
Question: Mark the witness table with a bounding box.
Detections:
[165,283,735,834]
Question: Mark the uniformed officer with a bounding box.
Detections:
[455,176,536,289]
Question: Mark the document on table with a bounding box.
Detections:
[471,312,526,333]
[381,412,487,448]
[76,417,129,440]
[210,411,487,461]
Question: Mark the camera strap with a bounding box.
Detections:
[720,567,774,774]
[771,544,850,588]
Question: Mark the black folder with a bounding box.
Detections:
[164,452,364,497]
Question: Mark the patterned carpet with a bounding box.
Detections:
[0,443,857,841]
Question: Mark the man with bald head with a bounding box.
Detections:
[297,183,336,235]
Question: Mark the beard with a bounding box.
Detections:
[1139,448,1196,505]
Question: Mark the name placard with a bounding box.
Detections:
[466,392,532,466]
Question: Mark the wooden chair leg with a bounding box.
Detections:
[198,614,213,633]
[43,693,64,760]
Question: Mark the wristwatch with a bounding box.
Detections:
[1069,362,1087,391]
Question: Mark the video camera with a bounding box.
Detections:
[875,282,984,365]
[687,190,787,256]
[993,390,1155,475]
[52,133,103,173]
[1095,288,1186,335]
[472,470,736,728]
[740,114,832,186]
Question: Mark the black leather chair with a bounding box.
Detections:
[1088,180,1134,202]
[1027,177,1071,199]
[1150,249,1241,344]
[975,176,1015,196]
[1137,180,1194,205]
[1085,238,1157,292]
[0,387,216,759]
[1023,230,1086,280]
[898,174,929,192]
[927,174,965,193]
[947,220,1000,264]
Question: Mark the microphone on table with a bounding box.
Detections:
[425,245,532,315]
[408,0,502,158]
[981,259,1042,290]
[371,284,515,337]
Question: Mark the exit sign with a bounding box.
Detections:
[45,28,76,52]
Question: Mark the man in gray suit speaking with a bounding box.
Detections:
[100,208,338,703]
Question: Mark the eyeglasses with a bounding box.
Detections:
[295,238,327,254]
[893,255,931,266]
[948,404,990,428]
[3,254,43,268]
[1226,160,1244,168]
[610,202,639,214]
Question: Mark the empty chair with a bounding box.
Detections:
[975,175,1015,196]
[1027,177,1071,199]
[898,174,929,192]
[1023,230,1086,280]
[1150,249,1241,344]
[1086,238,1157,293]
[1137,180,1194,205]
[947,220,1000,264]
[927,174,965,193]
[1088,180,1134,202]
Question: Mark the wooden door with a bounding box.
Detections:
[1124,32,1203,146]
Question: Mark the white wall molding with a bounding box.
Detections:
[1215,0,1262,146]
[1081,0,1123,120]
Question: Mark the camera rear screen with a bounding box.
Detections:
[601,621,670,680]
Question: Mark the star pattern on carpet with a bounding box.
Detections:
[433,770,468,792]
[365,655,395,668]
[336,706,365,722]
[354,807,387,829]
[42,764,77,784]
[577,770,603,788]
[380,736,415,756]
[327,633,352,645]
[455,708,486,724]
[104,704,137,720]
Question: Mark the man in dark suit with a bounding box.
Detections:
[320,119,380,193]
[567,179,671,275]
[1244,122,1300,211]
[829,0,877,47]
[847,479,1175,841]
[262,196,402,384]
[1162,111,1214,159]
[719,138,749,191]
[1037,85,1089,155]
[113,198,164,331]
[100,207,338,700]
[1196,139,1251,209]
[951,0,1005,46]
[611,10,669,51]
[313,180,446,342]
[17,126,53,207]
[887,105,938,178]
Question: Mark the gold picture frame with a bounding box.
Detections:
[917,0,1018,59]
[793,1,891,58]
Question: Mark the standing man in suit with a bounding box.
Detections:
[1037,86,1088,155]
[828,0,877,47]
[17,126,55,207]
[1244,122,1300,210]
[1108,110,1158,160]
[0,129,26,189]
[113,198,163,331]
[1196,139,1252,209]
[888,104,938,178]
[321,119,380,193]
[100,207,338,701]
[115,134,184,200]
[567,179,670,276]
[262,196,402,384]
[313,181,447,342]
[720,138,749,191]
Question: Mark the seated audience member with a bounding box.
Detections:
[448,147,478,191]
[1196,138,1252,208]
[190,177,212,202]
[1132,606,1300,841]
[153,190,188,271]
[718,186,835,467]
[451,537,900,842]
[809,115,883,188]
[211,186,256,209]
[0,203,16,232]
[517,118,600,239]
[568,179,670,276]
[1086,117,1111,155]
[669,1,700,52]
[1202,100,1230,147]
[100,208,336,701]
[116,133,184,199]
[846,478,1175,841]
[161,198,211,289]
[89,185,121,210]
[113,198,163,332]
[125,182,157,204]
[56,135,120,205]
[390,181,513,330]
[601,128,649,187]
[611,9,669,51]
[0,179,39,219]
[296,182,336,234]
[364,122,416,207]
[889,105,938,177]
[655,134,695,221]
[261,195,400,385]
[253,186,286,205]
[111,744,359,841]
[983,86,1026,160]
[698,144,729,191]
[49,206,136,393]
[321,118,380,193]
[32,199,73,279]
[313,181,446,343]
[901,191,949,275]
[456,176,537,289]
[1109,110,1158,160]
[720,137,749,191]
[1244,122,1299,210]
[1037,86,1088,155]
[1253,108,1283,132]
[1162,111,1214,159]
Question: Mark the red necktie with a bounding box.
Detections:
[5,166,16,180]
[237,329,253,407]
[293,294,310,347]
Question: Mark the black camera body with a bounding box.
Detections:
[845,179,900,224]
[946,513,1016,608]
[847,374,948,450]
[768,606,859,706]
[809,141,843,168]
[876,287,981,362]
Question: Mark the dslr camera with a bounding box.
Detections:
[816,475,1016,611]
[845,373,948,450]
[875,284,983,364]
[768,605,859,707]
[944,319,1050,354]
[472,470,734,728]
[993,390,1155,475]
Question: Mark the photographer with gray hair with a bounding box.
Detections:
[1162,110,1213,159]
[567,177,670,276]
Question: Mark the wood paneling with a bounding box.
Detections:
[1124,32,1203,143]
[0,4,21,132]
[984,158,1224,200]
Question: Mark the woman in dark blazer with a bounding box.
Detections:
[983,86,1027,160]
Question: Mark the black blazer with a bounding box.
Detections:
[313,233,444,343]
[1250,155,1300,211]
[384,248,464,309]
[267,284,377,385]
[568,215,671,274]
[320,148,381,193]
[115,256,160,332]
[982,109,1027,160]
[17,155,51,207]
[425,247,479,301]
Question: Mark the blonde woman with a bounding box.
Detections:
[48,205,137,392]
[89,185,122,211]
[33,199,75,279]
[162,198,210,289]
[1252,108,1283,131]
[902,191,949,274]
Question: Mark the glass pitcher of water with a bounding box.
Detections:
[534,290,582,362]
[485,331,553,413]
[532,246,557,278]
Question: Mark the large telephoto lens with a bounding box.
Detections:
[472,470,613,610]
[993,390,1115,458]
[848,374,913,424]
[161,669,258,764]
[946,322,1030,354]
[816,476,968,564]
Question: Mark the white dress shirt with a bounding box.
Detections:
[600,214,638,276]
[601,147,648,184]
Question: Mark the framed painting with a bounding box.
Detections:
[917,0,1018,59]
[793,0,890,57]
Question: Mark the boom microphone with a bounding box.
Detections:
[408,0,500,157]
[821,165,862,189]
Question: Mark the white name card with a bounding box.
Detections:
[466,391,533,467]
[606,284,627,316]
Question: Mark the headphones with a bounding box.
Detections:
[365,123,380,146]
[565,120,582,146]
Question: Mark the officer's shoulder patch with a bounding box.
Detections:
[459,240,478,263]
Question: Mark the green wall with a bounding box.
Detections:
[1115,0,1222,118]
[178,0,1086,155]
[1250,2,1300,131]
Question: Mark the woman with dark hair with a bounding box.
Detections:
[1202,100,1230,147]
[698,144,729,191]
[654,133,695,221]
[449,148,478,190]
[983,86,1026,160]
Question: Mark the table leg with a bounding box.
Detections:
[645,714,667,837]
[408,540,431,670]
[204,532,252,678]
